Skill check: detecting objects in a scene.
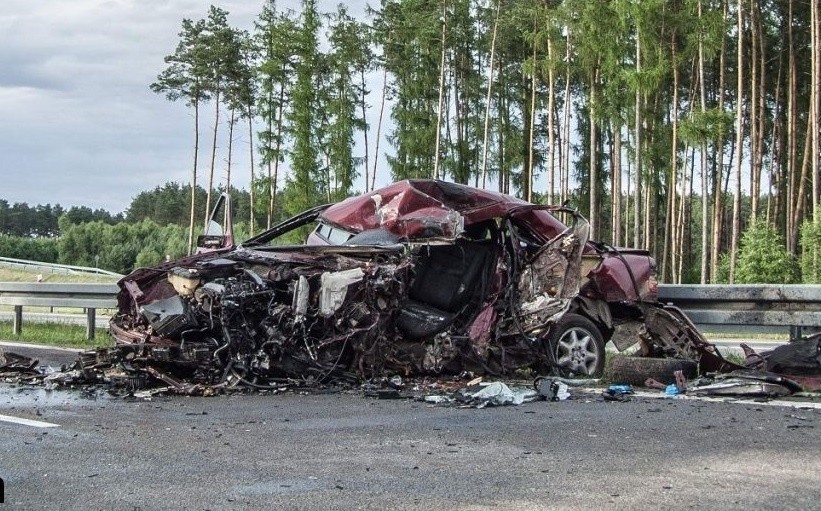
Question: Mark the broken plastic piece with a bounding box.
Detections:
[534,377,570,401]
[319,268,365,317]
[664,384,680,396]
[601,384,634,402]
[456,382,538,408]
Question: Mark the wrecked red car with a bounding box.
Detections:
[108,180,720,389]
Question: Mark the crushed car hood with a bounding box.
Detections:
[320,179,567,241]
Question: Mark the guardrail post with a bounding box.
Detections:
[13,306,22,336]
[789,325,802,343]
[86,308,96,340]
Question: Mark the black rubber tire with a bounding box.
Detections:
[545,313,606,377]
[608,356,698,387]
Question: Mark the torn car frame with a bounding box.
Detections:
[106,180,729,393]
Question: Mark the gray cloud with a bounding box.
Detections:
[2,0,362,213]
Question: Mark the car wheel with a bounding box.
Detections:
[608,356,698,387]
[545,313,606,377]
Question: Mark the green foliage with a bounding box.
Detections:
[377,0,444,181]
[57,219,189,274]
[325,5,371,200]
[150,17,211,107]
[678,108,734,145]
[0,235,59,262]
[0,199,120,238]
[714,252,731,284]
[800,213,821,283]
[282,0,326,216]
[125,182,260,233]
[0,322,111,349]
[127,182,203,225]
[734,219,799,284]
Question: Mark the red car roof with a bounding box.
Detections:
[320,179,566,240]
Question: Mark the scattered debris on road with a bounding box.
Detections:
[2,182,821,402]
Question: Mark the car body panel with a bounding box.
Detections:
[108,180,706,391]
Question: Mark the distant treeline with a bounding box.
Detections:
[3,179,821,284]
[0,200,121,238]
[0,182,286,274]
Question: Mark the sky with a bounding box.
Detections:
[0,0,377,214]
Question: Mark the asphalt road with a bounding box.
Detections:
[1,373,820,510]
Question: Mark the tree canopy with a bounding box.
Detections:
[6,0,821,284]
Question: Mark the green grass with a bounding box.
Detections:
[0,267,119,283]
[722,351,746,366]
[0,321,113,349]
[0,266,118,347]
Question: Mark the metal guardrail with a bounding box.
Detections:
[658,284,821,341]
[0,283,119,340]
[1,282,820,342]
[0,256,123,277]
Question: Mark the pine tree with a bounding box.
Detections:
[151,17,211,254]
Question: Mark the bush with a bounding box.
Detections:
[58,218,194,274]
[0,234,59,262]
[800,213,821,283]
[735,219,799,283]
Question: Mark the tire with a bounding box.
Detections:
[608,356,698,387]
[545,313,606,377]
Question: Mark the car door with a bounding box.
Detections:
[196,192,233,253]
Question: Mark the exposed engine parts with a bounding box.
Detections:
[3,181,751,396]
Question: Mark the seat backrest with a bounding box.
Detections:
[409,241,493,313]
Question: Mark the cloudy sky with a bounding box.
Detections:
[0,1,377,214]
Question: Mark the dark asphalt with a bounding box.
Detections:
[1,381,820,510]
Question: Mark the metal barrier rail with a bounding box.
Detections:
[658,284,821,341]
[2,282,820,341]
[0,256,123,277]
[0,283,119,340]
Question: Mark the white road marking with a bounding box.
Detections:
[0,414,59,428]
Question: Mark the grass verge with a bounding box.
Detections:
[0,321,112,349]
[0,267,118,283]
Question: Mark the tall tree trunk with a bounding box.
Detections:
[633,31,642,249]
[561,31,572,204]
[768,56,783,226]
[589,69,599,237]
[753,0,766,220]
[547,37,556,204]
[729,0,743,282]
[795,126,813,239]
[360,68,370,193]
[205,89,221,230]
[625,131,632,248]
[698,0,709,284]
[527,40,537,202]
[481,0,501,189]
[246,102,255,234]
[710,0,728,282]
[270,81,286,228]
[188,99,200,255]
[665,43,679,283]
[265,80,274,229]
[749,0,759,219]
[676,146,694,283]
[371,65,388,193]
[433,0,447,181]
[613,123,622,248]
[813,0,820,215]
[787,0,798,252]
[226,108,235,192]
[684,148,696,282]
